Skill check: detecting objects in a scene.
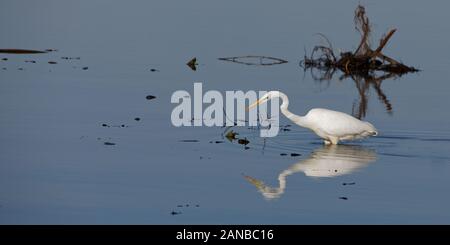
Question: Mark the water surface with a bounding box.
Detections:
[1,0,450,224]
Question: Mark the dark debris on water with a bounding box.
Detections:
[237,138,250,145]
[342,182,356,186]
[61,57,80,60]
[210,140,224,144]
[280,153,301,157]
[186,57,197,71]
[0,49,47,54]
[179,139,199,143]
[225,130,238,141]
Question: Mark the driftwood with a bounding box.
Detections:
[218,55,288,66]
[301,5,418,75]
[0,49,47,54]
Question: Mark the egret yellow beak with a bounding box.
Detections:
[245,96,267,111]
[246,98,264,111]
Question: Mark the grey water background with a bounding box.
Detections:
[1,0,450,224]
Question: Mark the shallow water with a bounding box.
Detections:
[1,0,450,224]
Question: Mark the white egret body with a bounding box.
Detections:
[248,91,377,144]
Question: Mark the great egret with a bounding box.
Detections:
[245,144,377,200]
[247,91,377,144]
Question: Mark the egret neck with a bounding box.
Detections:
[277,92,309,128]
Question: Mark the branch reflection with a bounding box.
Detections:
[304,66,402,119]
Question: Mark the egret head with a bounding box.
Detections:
[246,91,280,111]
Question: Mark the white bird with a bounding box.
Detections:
[247,91,377,145]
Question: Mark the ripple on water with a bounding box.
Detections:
[220,127,450,162]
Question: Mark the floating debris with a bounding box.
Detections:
[25,60,36,63]
[0,49,47,54]
[170,211,181,215]
[61,57,80,60]
[290,153,301,157]
[342,182,356,186]
[18,68,24,71]
[238,138,250,145]
[179,140,199,143]
[237,138,250,145]
[45,49,58,52]
[82,67,88,70]
[150,68,159,72]
[48,61,57,64]
[146,95,156,100]
[339,197,348,200]
[1,58,8,61]
[101,123,130,128]
[104,142,116,146]
[218,55,288,66]
[134,117,141,121]
[210,140,224,144]
[280,153,288,156]
[225,130,238,141]
[186,57,197,71]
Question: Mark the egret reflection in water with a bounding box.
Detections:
[244,144,377,200]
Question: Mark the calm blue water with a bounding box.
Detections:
[1,0,450,224]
